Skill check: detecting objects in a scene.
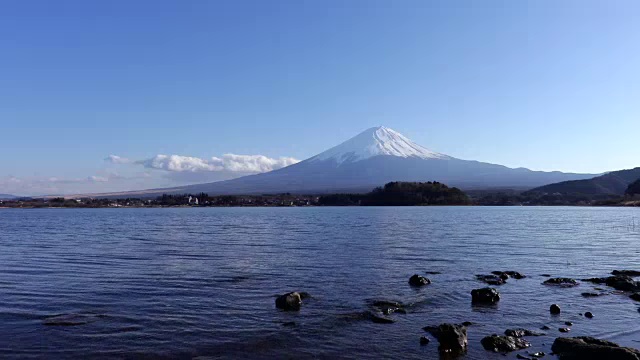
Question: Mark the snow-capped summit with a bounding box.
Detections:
[98,126,597,197]
[309,126,450,164]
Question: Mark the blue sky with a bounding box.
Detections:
[1,0,639,195]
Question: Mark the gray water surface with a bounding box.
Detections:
[0,207,639,359]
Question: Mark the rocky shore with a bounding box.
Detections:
[274,269,640,358]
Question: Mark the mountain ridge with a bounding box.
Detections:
[525,167,640,196]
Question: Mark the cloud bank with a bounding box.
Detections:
[124,154,299,173]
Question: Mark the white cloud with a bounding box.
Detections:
[134,153,299,173]
[88,175,109,182]
[105,155,132,164]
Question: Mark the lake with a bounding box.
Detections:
[0,207,639,359]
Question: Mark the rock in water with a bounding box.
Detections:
[420,336,430,345]
[504,328,544,337]
[471,288,500,304]
[492,270,526,279]
[367,312,394,324]
[481,335,531,352]
[583,275,640,292]
[581,292,606,297]
[275,292,303,311]
[476,274,507,285]
[551,336,640,360]
[559,327,571,333]
[630,293,640,301]
[550,304,561,314]
[543,278,579,287]
[424,323,468,354]
[409,274,431,287]
[612,270,640,277]
[585,312,594,318]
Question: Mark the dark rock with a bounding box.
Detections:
[541,274,552,277]
[505,328,544,337]
[471,287,500,304]
[367,311,394,324]
[559,327,571,332]
[528,351,546,358]
[612,270,640,277]
[481,335,531,352]
[42,313,104,326]
[583,275,640,292]
[581,292,606,297]
[476,274,506,285]
[565,321,573,326]
[630,293,640,301]
[543,278,579,287]
[551,336,640,360]
[517,355,533,360]
[371,300,406,315]
[282,321,296,327]
[409,274,431,287]
[461,321,474,327]
[420,336,430,345]
[298,292,311,300]
[425,271,442,275]
[492,271,526,279]
[424,323,468,354]
[541,325,551,330]
[275,292,303,311]
[550,304,561,314]
[585,312,594,318]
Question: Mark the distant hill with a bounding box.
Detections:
[627,178,640,196]
[525,167,640,196]
[318,181,470,206]
[0,194,18,200]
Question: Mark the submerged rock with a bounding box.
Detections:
[551,336,640,360]
[371,300,406,315]
[420,336,430,345]
[612,270,640,277]
[492,271,526,279]
[409,274,431,287]
[581,292,606,297]
[424,323,468,354]
[528,351,546,358]
[543,278,579,287]
[481,335,531,352]
[630,293,640,301]
[583,275,640,292]
[42,313,105,326]
[275,292,303,311]
[476,274,506,285]
[368,312,394,324]
[471,287,500,304]
[559,327,571,333]
[550,304,561,314]
[504,328,544,337]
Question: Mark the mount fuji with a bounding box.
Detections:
[100,126,597,197]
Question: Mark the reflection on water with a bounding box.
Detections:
[0,207,639,359]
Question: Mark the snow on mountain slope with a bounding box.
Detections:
[308,126,450,164]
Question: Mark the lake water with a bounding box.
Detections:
[0,207,639,359]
